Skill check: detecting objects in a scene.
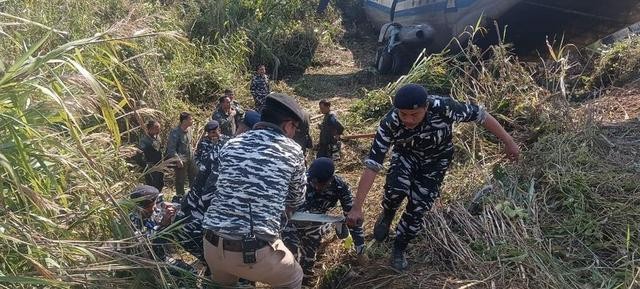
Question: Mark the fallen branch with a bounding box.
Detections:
[341,133,376,140]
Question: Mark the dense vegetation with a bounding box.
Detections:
[0,1,341,287]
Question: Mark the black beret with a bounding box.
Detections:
[264,93,305,122]
[205,120,219,131]
[130,185,161,207]
[393,84,429,109]
[308,157,335,182]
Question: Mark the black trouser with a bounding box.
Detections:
[316,142,339,159]
[283,223,330,277]
[382,151,451,251]
[283,222,365,277]
[144,168,164,192]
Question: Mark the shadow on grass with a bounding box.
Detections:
[291,69,394,100]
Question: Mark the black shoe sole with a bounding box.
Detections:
[373,215,392,242]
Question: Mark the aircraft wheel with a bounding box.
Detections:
[391,48,410,75]
[376,47,392,74]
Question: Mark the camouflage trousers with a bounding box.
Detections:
[282,223,330,277]
[283,221,365,277]
[382,150,451,250]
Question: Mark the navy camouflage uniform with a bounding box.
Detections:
[283,175,365,277]
[368,95,486,251]
[201,118,306,287]
[202,122,306,239]
[175,135,230,260]
[250,74,270,112]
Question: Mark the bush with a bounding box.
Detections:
[587,37,640,88]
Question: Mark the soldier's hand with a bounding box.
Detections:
[505,141,520,161]
[346,207,363,227]
[160,203,176,226]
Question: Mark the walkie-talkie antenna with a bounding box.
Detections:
[248,203,254,236]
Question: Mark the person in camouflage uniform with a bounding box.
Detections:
[283,158,364,284]
[346,84,520,271]
[250,64,270,112]
[138,120,164,192]
[212,96,237,136]
[128,185,193,271]
[223,89,244,126]
[202,93,306,288]
[174,120,230,261]
[166,112,196,200]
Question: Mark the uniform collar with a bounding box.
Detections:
[254,121,285,135]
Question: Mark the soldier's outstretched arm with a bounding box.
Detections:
[481,113,520,161]
[346,113,394,226]
[346,168,377,226]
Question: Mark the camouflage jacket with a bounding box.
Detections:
[366,95,486,172]
[202,122,306,240]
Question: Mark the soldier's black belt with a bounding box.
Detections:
[204,229,269,252]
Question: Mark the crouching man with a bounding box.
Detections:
[283,157,365,286]
[201,93,307,288]
[128,185,192,271]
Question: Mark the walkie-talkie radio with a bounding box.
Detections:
[242,203,258,264]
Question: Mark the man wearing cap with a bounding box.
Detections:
[283,157,365,285]
[346,84,520,271]
[235,110,261,135]
[250,64,271,112]
[128,185,194,272]
[166,112,196,200]
[212,96,237,136]
[174,120,230,261]
[202,93,306,288]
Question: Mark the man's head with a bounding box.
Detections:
[224,89,235,101]
[236,110,261,135]
[146,120,160,137]
[319,99,331,114]
[393,84,429,129]
[130,185,161,218]
[261,93,305,138]
[179,112,193,129]
[205,120,221,140]
[219,96,231,112]
[308,157,335,192]
[257,64,266,75]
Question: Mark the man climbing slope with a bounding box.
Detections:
[346,84,520,271]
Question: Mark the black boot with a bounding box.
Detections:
[373,210,396,242]
[390,238,408,272]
